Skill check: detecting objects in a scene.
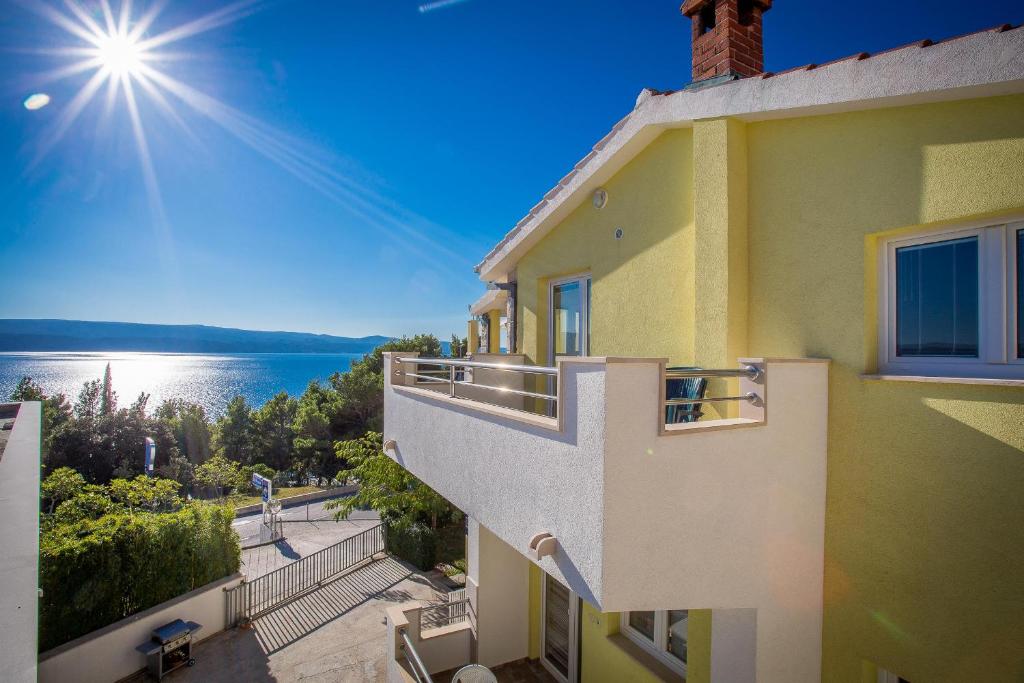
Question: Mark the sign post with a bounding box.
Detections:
[251,473,272,506]
[144,437,156,477]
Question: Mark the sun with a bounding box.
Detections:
[94,31,145,78]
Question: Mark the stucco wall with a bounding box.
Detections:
[515,129,696,367]
[0,402,40,683]
[745,94,1024,683]
[38,572,243,683]
[384,354,608,606]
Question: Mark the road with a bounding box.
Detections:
[232,495,378,546]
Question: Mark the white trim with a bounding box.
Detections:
[540,574,579,683]
[877,220,1024,379]
[469,288,508,317]
[619,611,688,678]
[477,26,1024,281]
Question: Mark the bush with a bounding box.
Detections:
[39,502,240,651]
[386,522,437,571]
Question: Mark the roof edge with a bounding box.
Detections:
[476,24,1024,282]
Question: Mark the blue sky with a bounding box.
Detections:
[2,0,1022,339]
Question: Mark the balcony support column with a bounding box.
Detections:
[467,517,531,668]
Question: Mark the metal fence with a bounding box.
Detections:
[226,523,386,626]
[419,589,469,632]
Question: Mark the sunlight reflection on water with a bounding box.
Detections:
[0,352,358,417]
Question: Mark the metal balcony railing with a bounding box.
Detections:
[664,365,763,426]
[395,356,557,415]
[418,596,470,632]
[399,629,434,683]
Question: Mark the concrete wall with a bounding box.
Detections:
[468,519,530,667]
[38,572,243,683]
[0,402,40,683]
[745,95,1024,683]
[385,353,608,607]
[386,354,828,682]
[385,602,473,682]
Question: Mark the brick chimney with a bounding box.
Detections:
[681,0,771,82]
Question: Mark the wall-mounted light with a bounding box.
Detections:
[614,227,624,240]
[592,188,608,209]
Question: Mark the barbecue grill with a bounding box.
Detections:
[137,619,202,680]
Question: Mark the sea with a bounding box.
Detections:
[0,351,362,418]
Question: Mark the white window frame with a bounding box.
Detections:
[547,272,592,366]
[877,219,1024,379]
[620,611,687,677]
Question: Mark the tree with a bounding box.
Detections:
[109,476,182,513]
[194,454,242,498]
[155,399,212,464]
[292,381,339,481]
[450,335,468,358]
[41,467,86,514]
[74,379,101,420]
[253,392,297,471]
[100,363,117,416]
[213,396,256,464]
[324,432,455,530]
[328,335,442,438]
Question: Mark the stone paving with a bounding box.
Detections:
[127,556,447,683]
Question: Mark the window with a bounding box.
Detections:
[621,611,687,676]
[879,221,1024,379]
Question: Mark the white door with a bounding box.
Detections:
[541,574,579,683]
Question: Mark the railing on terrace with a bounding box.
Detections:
[399,629,434,683]
[395,356,765,428]
[395,356,557,416]
[226,523,385,626]
[418,595,470,633]
[664,364,764,426]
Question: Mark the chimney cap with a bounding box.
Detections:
[681,0,772,18]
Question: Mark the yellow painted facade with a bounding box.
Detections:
[515,128,696,367]
[526,564,713,683]
[502,94,1024,681]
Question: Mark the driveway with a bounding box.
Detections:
[240,511,382,579]
[128,556,448,683]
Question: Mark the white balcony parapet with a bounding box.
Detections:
[386,601,473,683]
[384,353,830,683]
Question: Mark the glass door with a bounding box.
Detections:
[548,275,591,364]
[541,574,579,683]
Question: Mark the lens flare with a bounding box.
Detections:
[23,93,51,110]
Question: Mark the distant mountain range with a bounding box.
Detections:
[0,319,393,354]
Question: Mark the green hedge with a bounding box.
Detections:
[386,521,465,572]
[39,502,240,651]
[386,522,437,571]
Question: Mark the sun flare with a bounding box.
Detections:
[94,31,145,77]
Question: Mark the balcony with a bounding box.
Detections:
[382,353,829,617]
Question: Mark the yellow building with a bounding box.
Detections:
[383,2,1024,682]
